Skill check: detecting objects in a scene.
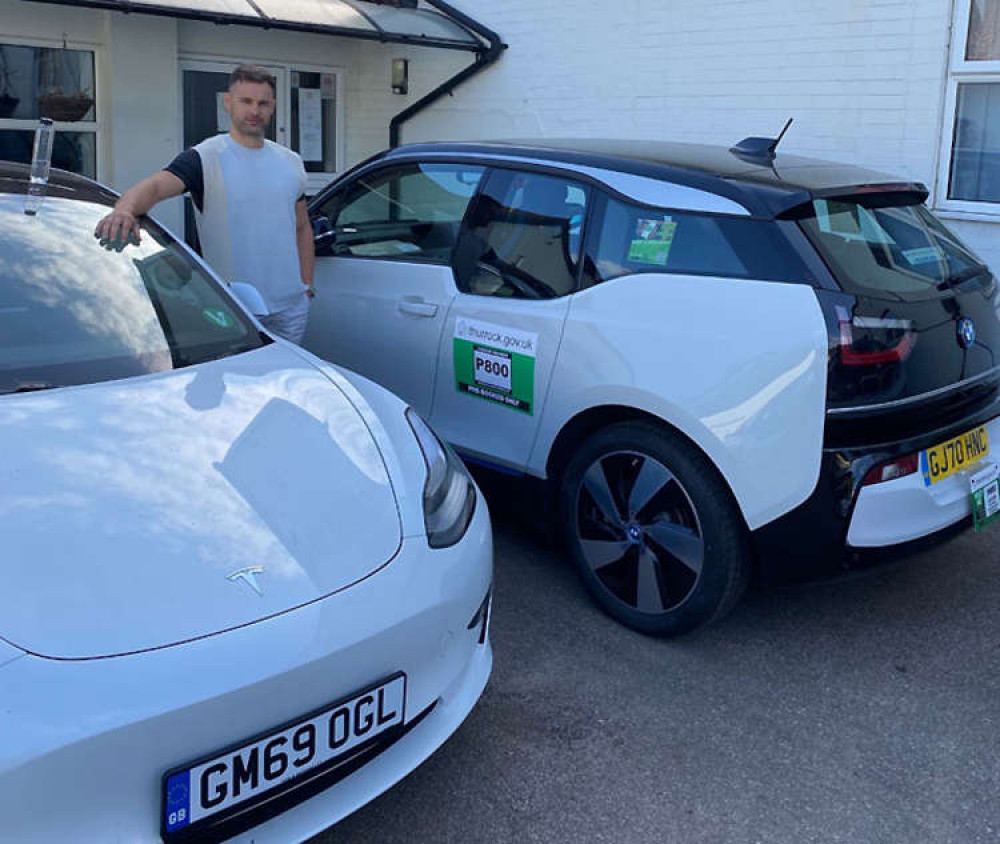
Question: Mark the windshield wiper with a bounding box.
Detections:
[1,381,57,395]
[939,264,991,291]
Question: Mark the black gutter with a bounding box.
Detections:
[389,0,506,148]
[23,0,485,52]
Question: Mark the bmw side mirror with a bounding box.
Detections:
[312,215,337,255]
[228,282,270,317]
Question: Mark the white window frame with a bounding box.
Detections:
[177,53,345,195]
[0,34,103,181]
[936,0,1000,218]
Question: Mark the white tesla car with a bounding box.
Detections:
[0,160,492,844]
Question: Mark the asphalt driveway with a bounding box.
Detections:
[313,474,1000,844]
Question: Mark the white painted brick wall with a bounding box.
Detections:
[401,0,998,271]
[1,0,995,268]
[408,0,953,180]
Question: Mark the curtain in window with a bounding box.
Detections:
[950,83,1000,202]
[967,0,1000,61]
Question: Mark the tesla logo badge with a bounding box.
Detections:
[227,566,264,596]
[958,318,976,350]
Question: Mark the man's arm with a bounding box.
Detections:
[94,170,186,246]
[295,199,316,297]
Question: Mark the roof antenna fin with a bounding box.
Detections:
[730,118,794,166]
[24,118,54,217]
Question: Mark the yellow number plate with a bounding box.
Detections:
[920,426,990,486]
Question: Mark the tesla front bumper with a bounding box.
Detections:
[0,492,492,844]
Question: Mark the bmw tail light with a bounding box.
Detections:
[860,453,920,487]
[837,307,916,366]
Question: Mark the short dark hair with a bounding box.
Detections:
[229,64,277,95]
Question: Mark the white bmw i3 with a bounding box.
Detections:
[0,157,492,843]
[304,136,1000,637]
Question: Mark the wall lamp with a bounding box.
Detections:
[391,58,409,95]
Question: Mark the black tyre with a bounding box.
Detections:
[557,422,750,636]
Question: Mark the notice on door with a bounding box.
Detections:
[298,88,323,162]
[454,319,537,414]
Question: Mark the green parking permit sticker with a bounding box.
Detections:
[454,318,537,414]
[970,461,1000,531]
[203,308,234,328]
[628,217,677,266]
[902,246,944,266]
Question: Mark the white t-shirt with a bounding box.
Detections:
[192,134,308,312]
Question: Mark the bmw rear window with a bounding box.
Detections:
[583,194,816,286]
[797,197,993,298]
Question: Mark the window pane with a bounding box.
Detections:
[290,70,337,174]
[317,163,484,262]
[454,170,589,300]
[253,0,374,30]
[584,197,812,286]
[362,6,480,45]
[798,199,986,296]
[0,44,95,122]
[949,83,1000,203]
[0,130,96,178]
[967,0,1000,61]
[0,197,263,392]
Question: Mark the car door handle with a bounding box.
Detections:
[397,298,439,318]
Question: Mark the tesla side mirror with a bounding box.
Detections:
[228,282,270,317]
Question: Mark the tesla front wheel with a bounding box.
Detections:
[558,422,750,637]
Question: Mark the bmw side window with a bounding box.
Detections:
[453,169,590,299]
[313,163,484,262]
[582,195,814,286]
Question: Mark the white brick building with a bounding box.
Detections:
[1,0,997,267]
[0,0,471,236]
[403,0,1000,269]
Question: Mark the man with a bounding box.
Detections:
[94,64,315,344]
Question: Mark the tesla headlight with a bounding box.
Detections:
[406,408,476,548]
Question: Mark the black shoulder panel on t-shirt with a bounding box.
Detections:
[164,148,204,213]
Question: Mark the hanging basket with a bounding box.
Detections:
[0,93,18,118]
[37,91,93,122]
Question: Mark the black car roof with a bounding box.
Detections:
[0,161,118,205]
[380,139,927,218]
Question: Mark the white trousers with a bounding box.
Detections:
[260,293,311,345]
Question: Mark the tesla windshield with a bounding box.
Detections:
[0,196,265,393]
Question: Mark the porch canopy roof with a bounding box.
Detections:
[24,0,486,51]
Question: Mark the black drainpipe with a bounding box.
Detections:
[388,1,505,148]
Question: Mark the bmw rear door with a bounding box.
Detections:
[429,166,592,471]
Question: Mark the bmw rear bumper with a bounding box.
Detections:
[751,399,1000,583]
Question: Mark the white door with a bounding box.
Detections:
[429,167,592,471]
[303,161,486,417]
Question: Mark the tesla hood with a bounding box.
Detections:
[0,345,401,659]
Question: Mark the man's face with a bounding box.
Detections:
[224,80,276,138]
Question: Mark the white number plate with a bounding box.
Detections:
[473,346,512,392]
[163,674,406,837]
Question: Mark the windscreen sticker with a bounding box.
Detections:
[202,308,234,328]
[628,217,677,266]
[902,246,944,266]
[454,319,537,414]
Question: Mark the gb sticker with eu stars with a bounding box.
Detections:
[453,318,537,414]
[969,461,1000,531]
